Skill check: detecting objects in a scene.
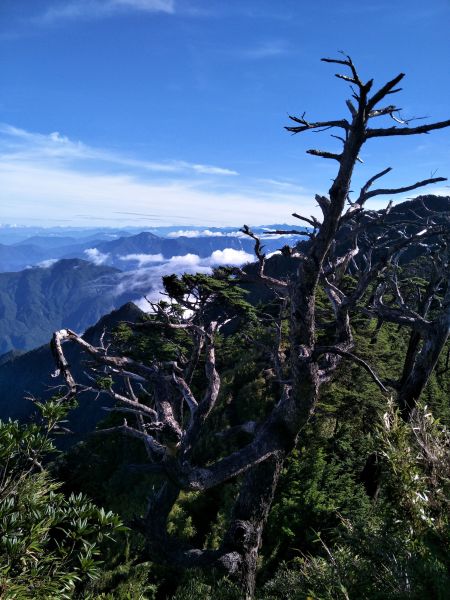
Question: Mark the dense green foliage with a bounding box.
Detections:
[0,401,124,599]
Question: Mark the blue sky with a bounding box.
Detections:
[1,0,449,227]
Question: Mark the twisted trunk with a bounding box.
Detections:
[224,454,284,599]
[398,319,449,420]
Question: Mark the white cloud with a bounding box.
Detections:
[168,229,223,238]
[0,156,313,229]
[166,253,203,268]
[167,229,245,238]
[165,228,304,241]
[120,248,252,271]
[134,297,154,311]
[36,0,175,24]
[119,253,164,266]
[238,41,289,60]
[260,231,304,239]
[36,258,59,268]
[113,247,254,306]
[84,247,110,265]
[204,248,253,266]
[0,123,322,227]
[0,123,237,177]
[113,254,207,298]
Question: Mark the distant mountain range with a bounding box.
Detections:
[0,226,306,272]
[0,232,302,353]
[79,231,253,268]
[0,226,137,246]
[0,225,305,354]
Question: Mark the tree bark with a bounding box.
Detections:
[224,454,284,600]
[397,319,449,420]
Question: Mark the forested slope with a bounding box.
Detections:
[0,259,124,353]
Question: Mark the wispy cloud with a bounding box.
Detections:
[36,0,175,24]
[237,41,289,60]
[257,178,305,192]
[36,258,59,269]
[167,229,244,238]
[0,122,318,227]
[119,253,164,266]
[0,161,307,225]
[0,124,237,177]
[84,247,110,265]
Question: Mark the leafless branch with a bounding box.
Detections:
[292,212,322,229]
[240,225,288,290]
[95,420,166,454]
[183,323,220,451]
[315,346,389,393]
[172,373,198,418]
[360,176,447,203]
[215,421,258,440]
[354,167,393,206]
[307,148,342,161]
[366,119,450,138]
[366,73,405,111]
[285,113,349,134]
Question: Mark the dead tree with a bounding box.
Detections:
[51,56,450,599]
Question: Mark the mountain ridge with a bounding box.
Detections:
[0,259,126,353]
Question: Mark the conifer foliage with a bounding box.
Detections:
[0,401,124,599]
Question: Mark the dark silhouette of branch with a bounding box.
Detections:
[314,346,389,393]
[360,176,447,203]
[306,148,342,161]
[367,119,450,138]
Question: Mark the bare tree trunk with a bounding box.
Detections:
[397,276,449,420]
[398,320,449,420]
[224,454,284,599]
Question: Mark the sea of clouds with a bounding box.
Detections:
[112,247,255,310]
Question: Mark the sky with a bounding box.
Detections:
[1,0,449,227]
